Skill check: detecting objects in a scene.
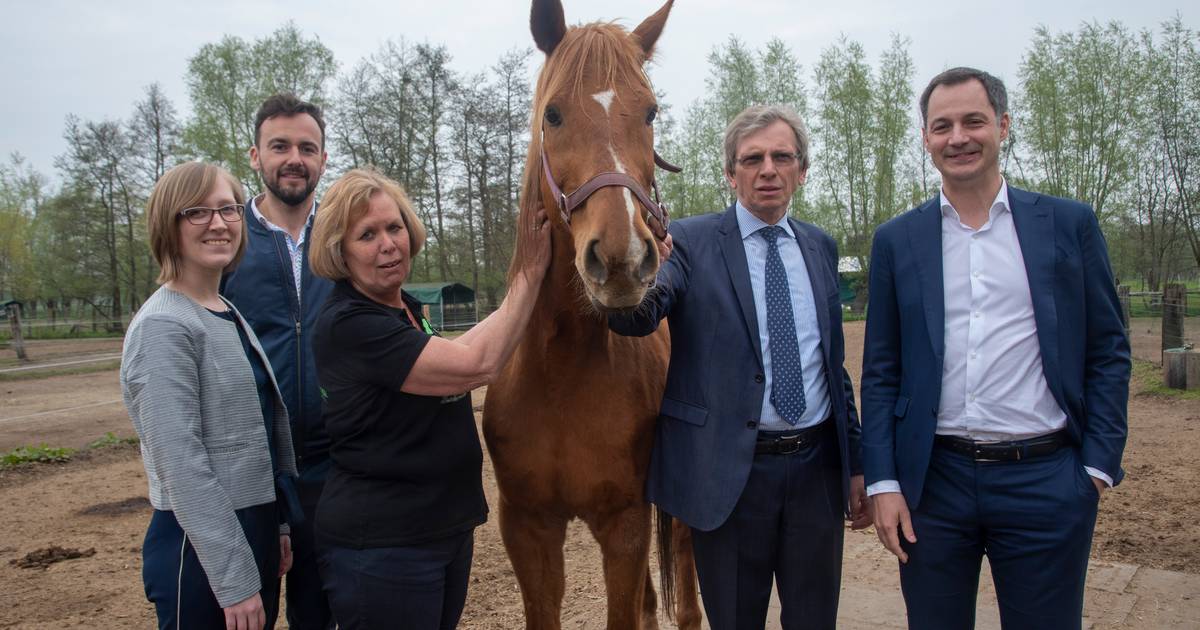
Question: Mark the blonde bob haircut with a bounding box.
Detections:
[146,161,247,284]
[310,168,427,280]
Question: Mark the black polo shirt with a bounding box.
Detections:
[312,280,486,548]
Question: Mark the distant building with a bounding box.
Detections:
[404,282,477,331]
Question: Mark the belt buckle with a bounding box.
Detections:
[777,436,803,455]
[972,444,1003,462]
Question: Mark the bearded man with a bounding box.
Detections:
[220,93,336,630]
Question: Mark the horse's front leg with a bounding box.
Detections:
[588,504,653,630]
[499,496,569,630]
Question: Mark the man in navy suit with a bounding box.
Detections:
[861,67,1130,629]
[610,104,870,630]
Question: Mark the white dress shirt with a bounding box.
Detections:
[736,202,831,431]
[867,181,1109,496]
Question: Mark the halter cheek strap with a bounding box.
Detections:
[541,139,681,241]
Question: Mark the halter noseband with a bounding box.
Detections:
[540,138,681,241]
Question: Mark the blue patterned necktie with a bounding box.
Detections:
[759,225,806,425]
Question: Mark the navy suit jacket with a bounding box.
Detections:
[610,205,863,531]
[860,187,1130,510]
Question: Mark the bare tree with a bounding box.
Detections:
[56,117,144,325]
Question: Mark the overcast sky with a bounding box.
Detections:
[1,0,1191,182]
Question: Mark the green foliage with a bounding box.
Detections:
[0,444,75,468]
[5,17,1200,318]
[658,36,810,219]
[0,153,46,302]
[183,22,338,188]
[812,35,916,265]
[1016,22,1140,221]
[87,432,139,449]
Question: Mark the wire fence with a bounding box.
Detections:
[1123,291,1200,319]
[1119,286,1195,357]
[3,289,1197,357]
[0,316,129,342]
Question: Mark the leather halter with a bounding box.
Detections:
[540,137,681,241]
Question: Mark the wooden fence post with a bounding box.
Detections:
[1164,348,1200,390]
[1162,284,1187,360]
[7,303,28,362]
[1118,285,1131,336]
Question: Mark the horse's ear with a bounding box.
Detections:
[632,0,673,61]
[531,0,567,56]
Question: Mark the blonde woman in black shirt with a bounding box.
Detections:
[309,168,549,629]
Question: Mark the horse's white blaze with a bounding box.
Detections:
[592,89,615,114]
[609,145,644,260]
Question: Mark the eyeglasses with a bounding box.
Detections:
[735,152,801,169]
[178,204,245,225]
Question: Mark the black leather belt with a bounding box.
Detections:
[934,431,1069,462]
[755,422,827,455]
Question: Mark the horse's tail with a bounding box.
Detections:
[655,505,676,622]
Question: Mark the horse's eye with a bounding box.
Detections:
[545,106,563,127]
[646,105,658,125]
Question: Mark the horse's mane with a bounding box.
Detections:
[508,21,654,284]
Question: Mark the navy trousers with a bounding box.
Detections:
[143,503,280,630]
[899,444,1099,630]
[691,423,845,630]
[285,478,335,630]
[318,530,474,630]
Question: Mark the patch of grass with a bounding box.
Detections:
[0,444,76,469]
[1131,358,1200,400]
[0,359,122,382]
[1128,303,1200,318]
[87,432,139,450]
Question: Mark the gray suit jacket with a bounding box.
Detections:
[121,286,297,607]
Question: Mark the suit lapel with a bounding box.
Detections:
[790,219,833,368]
[717,206,764,368]
[1009,187,1063,398]
[909,197,945,360]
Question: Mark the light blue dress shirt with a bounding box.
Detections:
[249,196,316,302]
[736,202,831,431]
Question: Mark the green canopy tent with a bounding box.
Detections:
[404,282,477,331]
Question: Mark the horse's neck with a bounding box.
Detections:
[526,238,605,347]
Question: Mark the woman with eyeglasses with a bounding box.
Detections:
[121,161,302,630]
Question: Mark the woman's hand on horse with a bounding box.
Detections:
[656,233,673,263]
[524,207,553,280]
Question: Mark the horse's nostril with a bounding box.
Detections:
[585,239,608,284]
[638,239,658,283]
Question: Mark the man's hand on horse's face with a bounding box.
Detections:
[656,233,673,263]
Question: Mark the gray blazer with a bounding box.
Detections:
[121,285,298,608]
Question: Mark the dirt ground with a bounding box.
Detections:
[0,319,1197,628]
[0,337,123,369]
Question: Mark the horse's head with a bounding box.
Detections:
[522,0,674,312]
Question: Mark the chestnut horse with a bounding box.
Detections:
[482,1,700,628]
